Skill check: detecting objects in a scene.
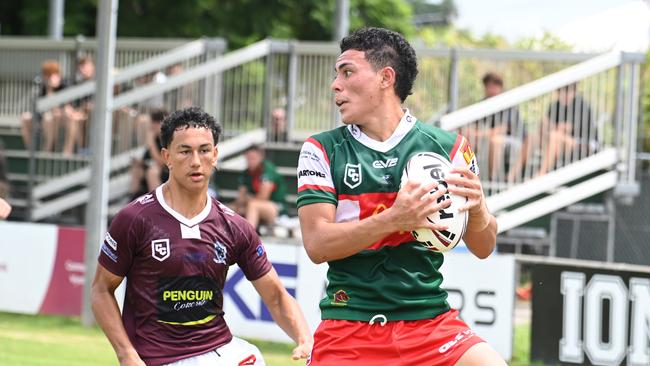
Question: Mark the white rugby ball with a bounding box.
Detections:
[400,152,468,252]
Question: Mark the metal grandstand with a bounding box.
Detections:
[0,38,644,246]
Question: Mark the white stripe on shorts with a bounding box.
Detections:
[165,337,265,366]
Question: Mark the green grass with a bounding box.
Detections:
[0,312,537,365]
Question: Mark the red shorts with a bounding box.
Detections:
[307,309,484,366]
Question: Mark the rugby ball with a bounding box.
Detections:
[400,152,468,252]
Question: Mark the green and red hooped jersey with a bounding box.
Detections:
[296,111,479,322]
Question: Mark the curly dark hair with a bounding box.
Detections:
[340,27,418,103]
[160,106,222,148]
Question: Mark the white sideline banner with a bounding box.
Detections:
[0,222,59,314]
[441,253,515,360]
[224,242,515,360]
[223,241,327,343]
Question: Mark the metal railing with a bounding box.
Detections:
[24,38,226,220]
[284,45,598,141]
[10,38,641,224]
[0,36,203,122]
[439,51,645,232]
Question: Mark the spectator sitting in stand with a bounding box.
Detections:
[129,109,169,200]
[20,60,72,153]
[270,107,288,142]
[232,145,288,230]
[480,73,527,181]
[538,83,596,176]
[65,56,96,155]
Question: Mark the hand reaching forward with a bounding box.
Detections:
[387,180,452,233]
[291,340,313,360]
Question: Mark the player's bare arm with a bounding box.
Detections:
[446,166,497,259]
[299,180,451,264]
[251,267,313,360]
[91,265,145,366]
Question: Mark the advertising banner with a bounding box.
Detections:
[224,248,515,360]
[530,259,650,366]
[0,222,85,316]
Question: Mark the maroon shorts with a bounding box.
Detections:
[307,309,484,366]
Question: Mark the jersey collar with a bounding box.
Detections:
[346,109,417,153]
[155,184,212,227]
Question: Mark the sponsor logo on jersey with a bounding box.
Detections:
[405,114,413,123]
[256,244,265,257]
[438,329,476,354]
[343,163,362,189]
[156,276,220,326]
[101,243,118,262]
[298,169,326,178]
[213,240,227,264]
[104,232,117,251]
[238,355,257,366]
[461,142,475,165]
[163,290,214,302]
[372,157,398,168]
[135,194,154,205]
[151,239,170,262]
[331,289,350,306]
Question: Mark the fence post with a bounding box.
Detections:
[263,42,276,139]
[286,41,298,141]
[447,48,459,112]
[202,37,225,118]
[72,34,86,80]
[26,95,41,221]
[613,55,641,203]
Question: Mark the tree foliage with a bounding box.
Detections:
[0,0,414,48]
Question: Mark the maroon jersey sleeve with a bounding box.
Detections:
[98,206,138,277]
[234,219,272,281]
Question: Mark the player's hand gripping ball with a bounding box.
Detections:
[400,152,468,252]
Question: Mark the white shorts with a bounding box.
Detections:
[165,337,265,366]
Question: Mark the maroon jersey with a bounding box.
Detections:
[98,186,272,366]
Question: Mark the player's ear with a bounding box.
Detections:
[161,147,171,169]
[213,146,219,168]
[379,66,396,89]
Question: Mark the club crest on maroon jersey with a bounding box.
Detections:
[151,239,170,261]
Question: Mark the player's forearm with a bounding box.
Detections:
[463,212,497,259]
[91,288,139,362]
[266,293,312,346]
[302,210,399,264]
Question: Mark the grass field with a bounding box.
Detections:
[0,312,535,365]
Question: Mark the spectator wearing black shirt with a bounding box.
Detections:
[538,83,596,175]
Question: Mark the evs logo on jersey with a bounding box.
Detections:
[344,163,362,189]
[372,157,398,169]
